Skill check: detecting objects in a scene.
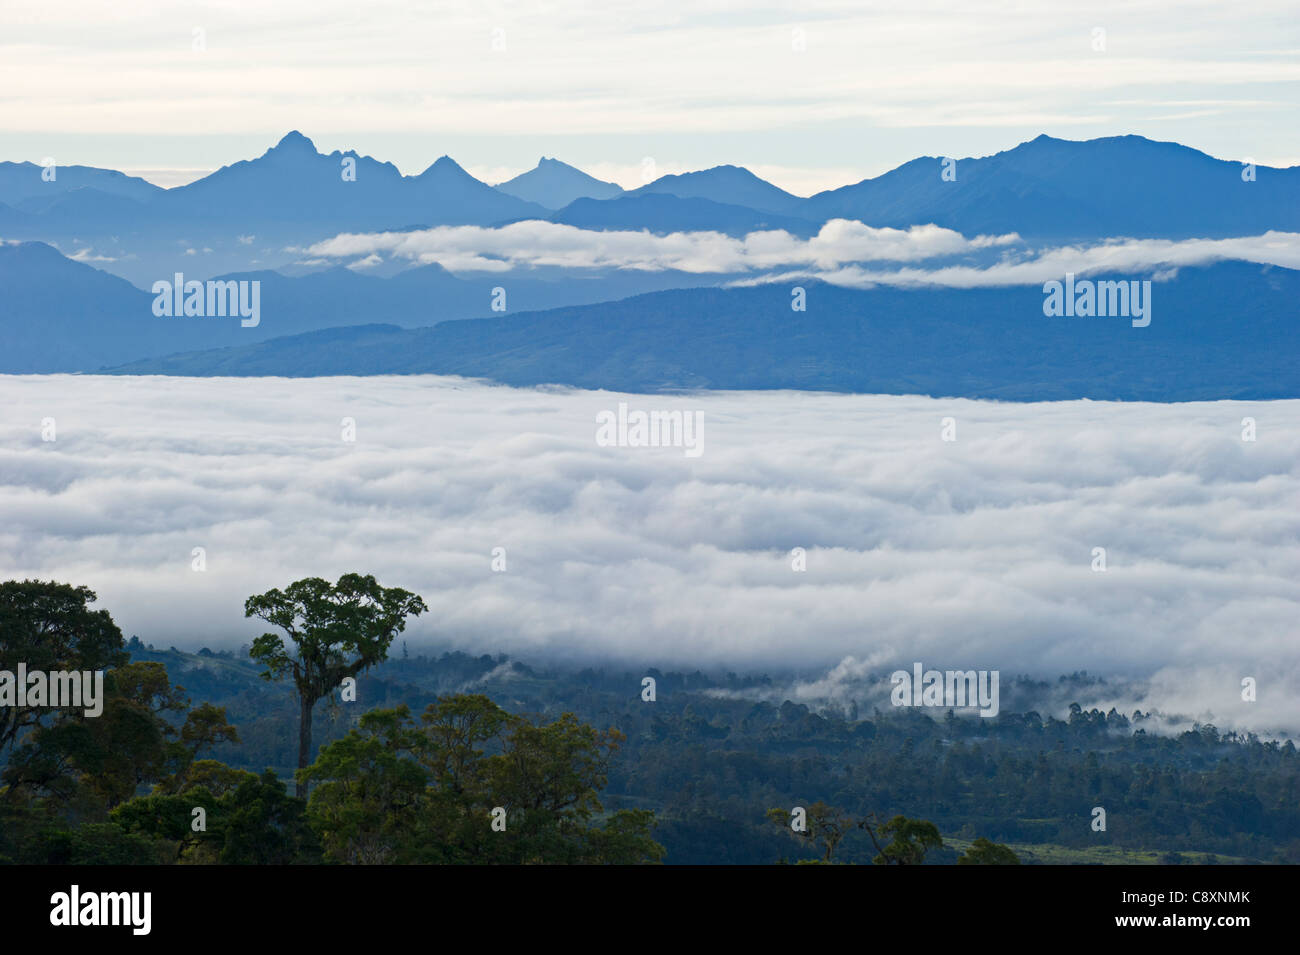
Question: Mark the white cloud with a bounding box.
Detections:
[303,219,1020,273]
[746,232,1300,288]
[301,221,1300,283]
[1,375,1297,735]
[67,247,117,263]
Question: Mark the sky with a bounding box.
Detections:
[2,375,1297,733]
[2,0,1297,193]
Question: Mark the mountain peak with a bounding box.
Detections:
[537,157,571,170]
[425,155,468,175]
[494,157,624,209]
[632,164,803,212]
[272,130,318,153]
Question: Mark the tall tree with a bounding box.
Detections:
[767,800,855,863]
[0,580,127,756]
[860,813,943,865]
[244,574,427,796]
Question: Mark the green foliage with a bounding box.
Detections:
[767,801,855,862]
[245,574,428,693]
[7,578,1299,866]
[180,702,241,760]
[41,822,171,865]
[244,573,427,791]
[298,706,429,863]
[80,641,1300,865]
[299,697,663,864]
[112,770,320,864]
[863,814,944,865]
[4,661,192,808]
[218,770,322,864]
[957,836,1021,865]
[0,579,128,756]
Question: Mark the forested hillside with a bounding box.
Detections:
[4,579,1296,865]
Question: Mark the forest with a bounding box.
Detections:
[2,577,1297,865]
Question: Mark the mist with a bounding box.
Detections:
[2,374,1296,732]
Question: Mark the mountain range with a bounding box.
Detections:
[0,131,1295,284]
[106,261,1300,402]
[804,134,1300,239]
[2,131,1297,397]
[0,240,729,373]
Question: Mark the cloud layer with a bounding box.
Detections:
[759,231,1300,288]
[304,219,1019,273]
[302,221,1300,284]
[1,375,1296,733]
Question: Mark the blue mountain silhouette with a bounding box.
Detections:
[805,134,1300,238]
[496,157,624,209]
[0,241,727,372]
[104,262,1300,401]
[630,165,805,216]
[159,131,546,229]
[549,193,818,236]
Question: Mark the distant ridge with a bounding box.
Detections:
[496,157,624,209]
[630,165,805,216]
[549,193,819,237]
[0,161,162,205]
[158,131,547,228]
[1,131,1297,299]
[0,240,726,373]
[804,134,1300,238]
[105,262,1300,402]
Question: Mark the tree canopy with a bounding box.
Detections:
[245,573,427,794]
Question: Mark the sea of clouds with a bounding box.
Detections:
[1,375,1296,734]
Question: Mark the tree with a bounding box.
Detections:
[415,694,513,859]
[157,703,240,793]
[957,837,1021,865]
[583,809,666,865]
[3,661,190,810]
[299,697,664,864]
[217,770,321,864]
[244,574,427,796]
[766,800,855,863]
[0,580,127,756]
[114,768,320,864]
[484,710,627,863]
[42,822,169,865]
[860,813,943,865]
[298,706,429,863]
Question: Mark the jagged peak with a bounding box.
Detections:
[273,130,317,152]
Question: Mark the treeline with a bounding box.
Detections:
[161,645,1298,863]
[4,577,1298,864]
[0,578,660,864]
